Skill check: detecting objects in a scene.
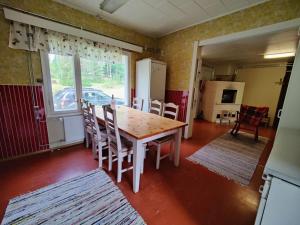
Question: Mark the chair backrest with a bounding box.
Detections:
[80,98,89,107]
[80,98,91,128]
[239,105,269,126]
[162,102,179,120]
[150,100,163,116]
[89,104,102,140]
[132,97,144,111]
[102,104,122,152]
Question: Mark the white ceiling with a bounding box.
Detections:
[54,0,268,37]
[202,28,299,64]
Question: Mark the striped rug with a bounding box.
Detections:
[187,131,269,185]
[1,169,146,225]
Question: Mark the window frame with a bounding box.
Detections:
[41,50,131,117]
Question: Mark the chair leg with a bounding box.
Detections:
[140,148,144,174]
[255,127,259,142]
[117,157,122,183]
[169,141,174,161]
[144,144,147,159]
[127,154,131,163]
[92,140,98,160]
[234,124,240,135]
[230,123,237,135]
[156,145,161,170]
[108,149,112,171]
[98,144,103,168]
[85,132,89,148]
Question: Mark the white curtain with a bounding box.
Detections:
[9,21,122,64]
[9,21,45,51]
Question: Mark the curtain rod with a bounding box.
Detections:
[0,3,144,52]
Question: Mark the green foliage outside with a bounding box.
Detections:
[49,54,126,97]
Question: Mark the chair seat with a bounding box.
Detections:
[121,137,133,150]
[109,137,133,154]
[153,135,174,144]
[238,122,259,130]
[93,132,107,142]
[99,124,106,131]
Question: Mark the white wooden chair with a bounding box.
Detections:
[143,99,163,161]
[89,104,108,167]
[80,99,93,148]
[102,104,135,183]
[132,97,144,111]
[149,100,163,115]
[151,102,179,169]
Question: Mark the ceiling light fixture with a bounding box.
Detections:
[264,52,295,59]
[99,0,129,14]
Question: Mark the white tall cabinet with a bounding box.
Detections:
[136,58,167,112]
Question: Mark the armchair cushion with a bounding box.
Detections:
[239,105,269,127]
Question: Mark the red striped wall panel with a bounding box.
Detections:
[0,85,49,160]
[165,90,189,122]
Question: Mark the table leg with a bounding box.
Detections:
[133,139,143,193]
[174,127,182,167]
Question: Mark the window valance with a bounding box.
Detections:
[9,21,122,64]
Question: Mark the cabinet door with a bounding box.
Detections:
[136,60,151,112]
[261,177,300,225]
[150,62,166,101]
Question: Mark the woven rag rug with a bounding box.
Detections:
[1,169,146,225]
[187,131,269,185]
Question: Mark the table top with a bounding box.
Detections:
[96,106,186,140]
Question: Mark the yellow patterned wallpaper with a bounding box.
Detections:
[1,0,300,90]
[158,0,300,91]
[0,0,157,86]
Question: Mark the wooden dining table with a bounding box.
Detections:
[96,105,186,193]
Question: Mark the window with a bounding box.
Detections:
[42,52,130,115]
[80,55,128,106]
[48,54,77,111]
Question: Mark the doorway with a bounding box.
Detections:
[185,19,300,138]
[273,60,294,128]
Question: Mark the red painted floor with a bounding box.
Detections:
[0,120,275,225]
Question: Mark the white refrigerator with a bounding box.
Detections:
[136,58,167,112]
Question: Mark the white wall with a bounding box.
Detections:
[214,63,237,75]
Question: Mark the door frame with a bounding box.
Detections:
[184,18,300,139]
[184,41,200,138]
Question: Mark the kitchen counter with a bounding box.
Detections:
[264,128,300,186]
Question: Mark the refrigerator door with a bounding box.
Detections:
[150,62,166,102]
[260,177,300,225]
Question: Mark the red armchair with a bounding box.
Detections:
[231,105,269,141]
